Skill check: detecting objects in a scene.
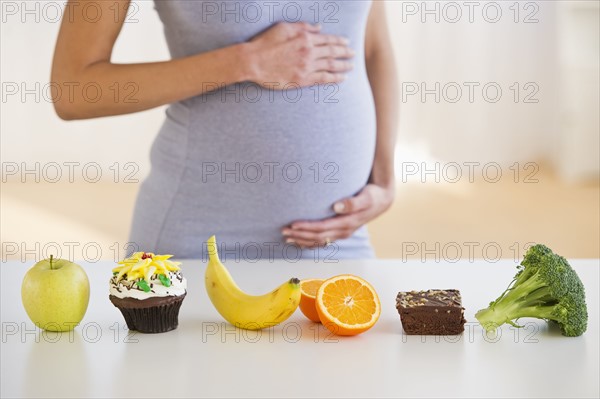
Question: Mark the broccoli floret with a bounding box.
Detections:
[475,244,588,337]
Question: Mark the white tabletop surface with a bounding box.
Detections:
[1,258,598,398]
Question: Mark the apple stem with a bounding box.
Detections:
[50,254,54,270]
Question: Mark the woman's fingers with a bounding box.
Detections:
[303,38,354,83]
[290,214,359,232]
[284,184,395,248]
[314,58,353,73]
[311,33,349,46]
[284,229,353,248]
[278,21,321,38]
[298,22,322,33]
[306,71,346,85]
[282,213,366,248]
[286,238,325,248]
[333,190,373,214]
[250,22,355,88]
[313,44,355,60]
[284,228,336,242]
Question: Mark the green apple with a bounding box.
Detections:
[21,255,90,332]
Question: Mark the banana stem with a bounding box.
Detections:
[207,236,220,262]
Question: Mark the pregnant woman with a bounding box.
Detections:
[52,0,398,260]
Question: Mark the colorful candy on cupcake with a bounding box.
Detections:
[109,252,187,333]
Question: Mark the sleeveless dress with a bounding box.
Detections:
[128,0,377,260]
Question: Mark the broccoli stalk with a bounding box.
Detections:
[475,244,588,337]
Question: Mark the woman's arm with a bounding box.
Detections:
[363,1,399,193]
[283,2,399,247]
[52,0,354,120]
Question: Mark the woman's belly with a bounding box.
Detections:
[127,1,379,257]
[135,74,376,257]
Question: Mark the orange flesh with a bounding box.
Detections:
[320,278,377,324]
[301,279,323,297]
[316,275,380,335]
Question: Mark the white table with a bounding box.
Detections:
[1,259,598,398]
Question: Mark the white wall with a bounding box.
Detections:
[388,0,599,181]
[1,0,169,181]
[556,1,600,181]
[1,1,598,182]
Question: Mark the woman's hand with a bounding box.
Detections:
[246,22,355,87]
[282,184,395,248]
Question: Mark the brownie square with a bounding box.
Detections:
[396,289,466,335]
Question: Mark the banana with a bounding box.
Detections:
[205,236,301,330]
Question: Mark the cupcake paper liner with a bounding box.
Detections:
[110,294,186,334]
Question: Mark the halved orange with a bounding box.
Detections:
[299,279,325,322]
[316,275,380,336]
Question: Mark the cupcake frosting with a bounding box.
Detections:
[110,252,187,299]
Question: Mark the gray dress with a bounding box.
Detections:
[129,0,377,260]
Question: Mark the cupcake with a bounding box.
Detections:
[109,252,187,333]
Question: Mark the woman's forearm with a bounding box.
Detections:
[52,44,252,120]
[366,48,399,190]
[51,0,354,121]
